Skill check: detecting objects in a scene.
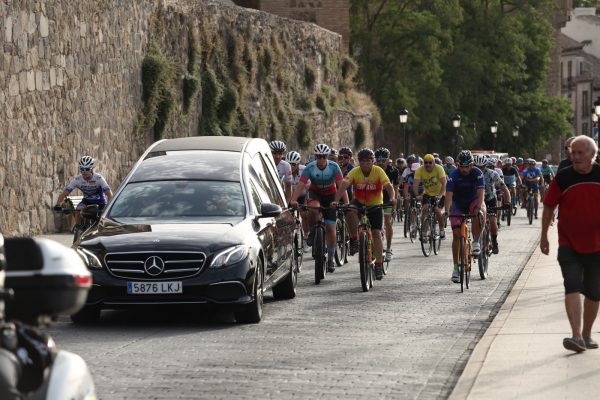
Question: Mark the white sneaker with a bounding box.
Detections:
[384,249,393,262]
[451,269,460,283]
[471,241,481,256]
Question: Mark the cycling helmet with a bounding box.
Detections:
[423,154,435,162]
[329,148,338,157]
[432,153,440,158]
[542,159,548,164]
[517,157,523,164]
[434,157,442,165]
[357,148,375,160]
[529,158,536,164]
[375,147,390,160]
[457,150,474,166]
[503,158,513,165]
[396,158,406,164]
[314,143,331,155]
[406,154,417,164]
[79,155,95,169]
[269,140,287,153]
[486,157,496,168]
[339,147,353,157]
[445,156,454,164]
[285,151,302,164]
[418,157,424,164]
[473,154,487,167]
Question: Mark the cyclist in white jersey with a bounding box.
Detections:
[287,151,310,251]
[270,141,293,203]
[54,155,113,225]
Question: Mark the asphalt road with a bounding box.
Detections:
[44,211,541,399]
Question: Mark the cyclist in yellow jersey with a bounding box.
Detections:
[332,148,396,280]
[413,154,447,239]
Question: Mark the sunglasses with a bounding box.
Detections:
[339,155,350,159]
[358,158,373,162]
[315,155,328,159]
[458,164,471,168]
[272,151,284,155]
[424,161,433,165]
[80,167,92,172]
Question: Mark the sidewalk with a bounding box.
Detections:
[450,224,600,399]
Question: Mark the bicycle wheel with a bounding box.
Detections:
[334,218,347,266]
[478,228,489,279]
[459,236,465,293]
[293,228,303,273]
[433,218,441,255]
[396,198,403,222]
[409,208,419,243]
[465,239,472,289]
[359,231,370,292]
[403,206,409,238]
[528,196,534,225]
[505,207,512,226]
[314,227,325,284]
[420,215,432,257]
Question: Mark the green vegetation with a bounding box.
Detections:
[350,0,573,154]
[199,66,224,136]
[305,65,316,91]
[296,118,312,150]
[141,42,177,140]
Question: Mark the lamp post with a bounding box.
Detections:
[452,113,461,156]
[490,121,498,150]
[512,125,519,137]
[399,108,409,155]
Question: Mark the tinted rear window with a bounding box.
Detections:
[131,151,241,182]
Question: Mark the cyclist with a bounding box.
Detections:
[287,151,311,252]
[444,150,485,283]
[332,148,396,280]
[290,144,347,273]
[329,148,339,163]
[375,147,400,261]
[501,158,521,210]
[540,159,554,197]
[270,140,293,203]
[521,158,544,218]
[54,156,113,226]
[475,155,511,254]
[444,156,457,176]
[413,154,447,239]
[396,157,406,173]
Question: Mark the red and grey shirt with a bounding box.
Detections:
[543,164,600,253]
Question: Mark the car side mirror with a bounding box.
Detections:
[258,203,282,218]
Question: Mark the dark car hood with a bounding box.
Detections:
[80,218,251,253]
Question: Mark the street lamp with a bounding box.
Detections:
[452,113,461,156]
[512,125,519,137]
[490,121,498,150]
[399,108,409,155]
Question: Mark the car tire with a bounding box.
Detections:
[272,256,297,300]
[235,258,264,324]
[70,306,101,324]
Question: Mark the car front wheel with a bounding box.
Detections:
[235,258,264,324]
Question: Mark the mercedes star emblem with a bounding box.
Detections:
[144,256,165,276]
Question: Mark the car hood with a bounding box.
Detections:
[80,218,251,253]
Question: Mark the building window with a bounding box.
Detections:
[583,91,589,117]
[582,122,589,136]
[568,61,572,78]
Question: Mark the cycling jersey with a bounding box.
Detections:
[291,165,308,197]
[347,165,390,206]
[446,167,485,209]
[541,165,553,184]
[414,164,446,197]
[65,173,111,205]
[522,167,542,188]
[383,165,400,203]
[444,164,457,176]
[502,165,519,187]
[483,169,504,201]
[276,160,293,184]
[300,160,343,195]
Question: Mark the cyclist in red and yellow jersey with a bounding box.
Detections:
[332,148,396,280]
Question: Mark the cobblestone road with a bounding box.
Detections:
[46,212,540,399]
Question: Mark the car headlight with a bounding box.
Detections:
[209,245,249,268]
[76,247,103,270]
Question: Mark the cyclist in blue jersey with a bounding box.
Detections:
[521,158,544,218]
[290,144,348,273]
[540,159,554,197]
[55,156,113,226]
[501,158,521,206]
[444,150,486,283]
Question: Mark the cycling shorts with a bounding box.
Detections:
[450,199,485,229]
[352,200,383,231]
[77,198,106,210]
[504,175,516,188]
[423,194,442,209]
[307,191,336,224]
[484,197,497,214]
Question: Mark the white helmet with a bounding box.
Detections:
[502,158,512,165]
[473,154,487,167]
[269,140,286,153]
[285,151,302,164]
[314,144,331,156]
[79,155,95,169]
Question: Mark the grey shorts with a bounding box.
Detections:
[557,247,600,301]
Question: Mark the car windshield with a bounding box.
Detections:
[108,180,246,223]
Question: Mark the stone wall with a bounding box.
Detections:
[0,0,372,235]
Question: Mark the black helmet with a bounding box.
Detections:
[357,148,375,160]
[434,157,442,165]
[339,147,353,157]
[375,147,390,160]
[330,148,338,157]
[457,150,474,166]
[406,154,417,164]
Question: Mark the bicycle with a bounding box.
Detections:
[409,197,422,244]
[339,203,390,292]
[299,205,331,284]
[478,204,511,279]
[54,201,102,244]
[448,213,477,293]
[395,196,403,223]
[420,196,442,257]
[291,208,304,273]
[525,187,536,225]
[334,207,349,266]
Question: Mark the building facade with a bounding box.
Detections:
[233,0,349,51]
